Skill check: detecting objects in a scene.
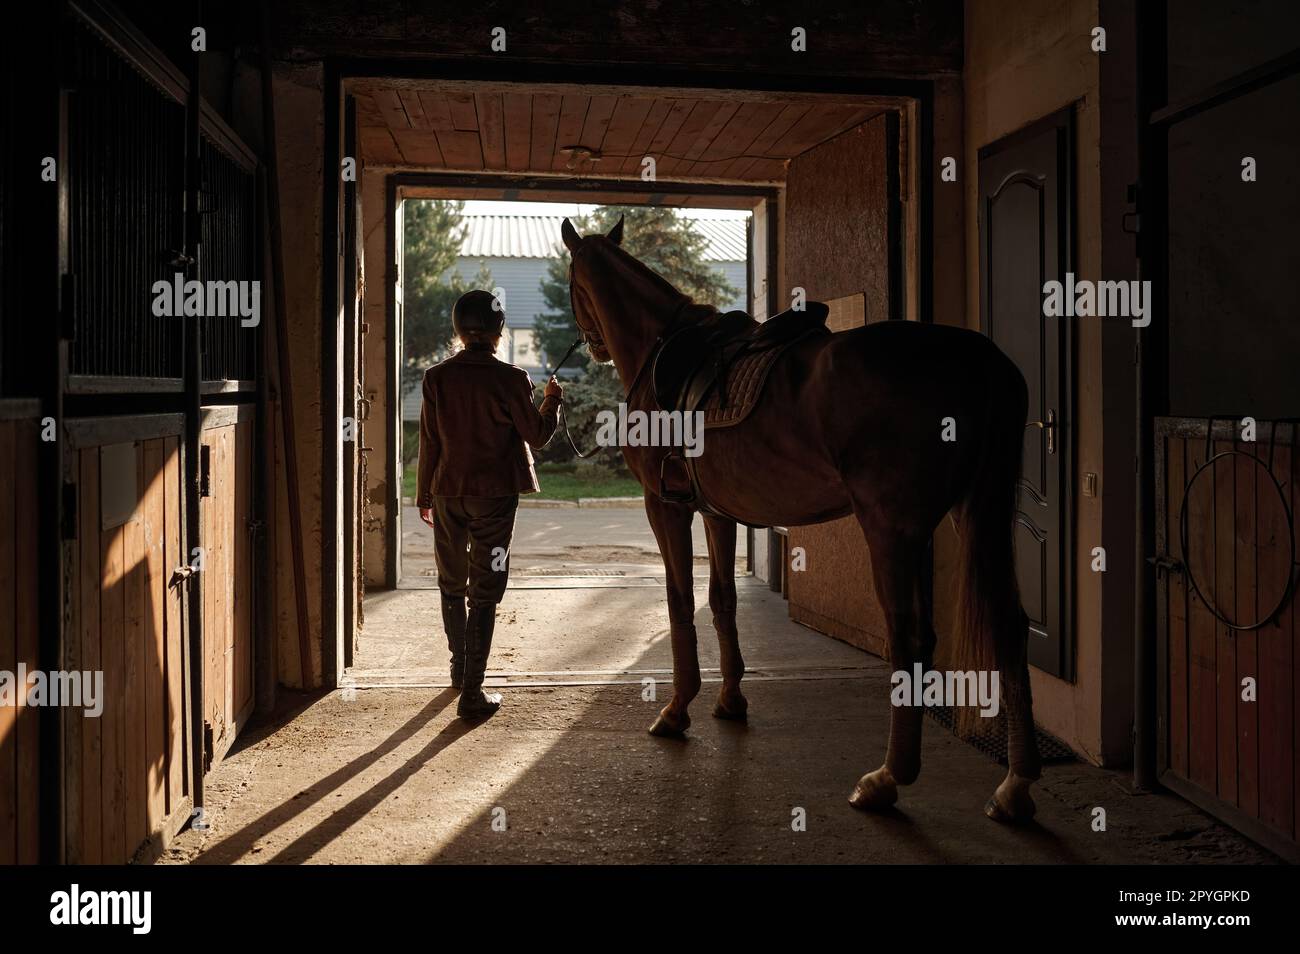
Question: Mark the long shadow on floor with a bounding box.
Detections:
[192,689,459,864]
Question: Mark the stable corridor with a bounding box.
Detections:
[160,507,1269,865]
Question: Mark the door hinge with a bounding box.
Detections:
[199,444,211,497]
[61,482,78,539]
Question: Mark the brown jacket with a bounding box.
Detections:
[416,348,561,505]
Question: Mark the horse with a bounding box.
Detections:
[561,215,1041,822]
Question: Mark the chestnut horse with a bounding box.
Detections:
[561,216,1040,822]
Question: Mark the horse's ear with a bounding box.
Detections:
[607,214,625,246]
[561,218,582,254]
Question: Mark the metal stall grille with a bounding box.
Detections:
[66,19,185,385]
[198,137,259,384]
[64,16,261,391]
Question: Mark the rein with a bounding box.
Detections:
[551,265,693,458]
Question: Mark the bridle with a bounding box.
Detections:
[551,251,691,458]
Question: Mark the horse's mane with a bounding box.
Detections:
[591,236,721,326]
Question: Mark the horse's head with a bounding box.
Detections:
[561,215,625,363]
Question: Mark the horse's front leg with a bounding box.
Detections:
[702,515,747,721]
[644,495,699,737]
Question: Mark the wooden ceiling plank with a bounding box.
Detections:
[435,129,485,170]
[398,90,430,130]
[641,99,694,176]
[601,96,655,168]
[771,104,863,159]
[685,100,776,177]
[552,95,589,172]
[447,92,479,131]
[371,89,411,129]
[578,94,618,155]
[474,91,506,170]
[359,126,403,165]
[723,103,810,179]
[501,92,532,172]
[392,128,444,167]
[659,100,723,175]
[416,91,456,132]
[353,92,385,128]
[620,98,673,174]
[528,93,563,174]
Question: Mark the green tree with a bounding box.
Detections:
[533,206,740,371]
[401,199,492,401]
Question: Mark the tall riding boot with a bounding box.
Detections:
[440,593,468,688]
[457,603,502,719]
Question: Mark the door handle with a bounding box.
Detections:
[1027,409,1057,455]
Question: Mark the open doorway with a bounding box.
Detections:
[345,79,918,688]
[395,198,754,594]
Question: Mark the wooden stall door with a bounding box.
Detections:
[200,413,256,769]
[65,430,189,864]
[0,415,40,865]
[1156,418,1298,860]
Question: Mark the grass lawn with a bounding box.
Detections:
[402,462,642,502]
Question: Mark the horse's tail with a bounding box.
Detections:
[951,351,1029,736]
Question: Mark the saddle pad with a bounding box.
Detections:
[698,329,820,428]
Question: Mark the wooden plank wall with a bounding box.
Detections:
[0,417,40,864]
[201,418,255,763]
[65,436,188,864]
[1161,421,1298,846]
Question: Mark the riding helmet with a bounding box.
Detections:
[452,289,506,340]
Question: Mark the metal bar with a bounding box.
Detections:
[1134,0,1168,792]
[181,0,206,821]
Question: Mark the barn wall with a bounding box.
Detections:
[957,0,1135,764]
[271,62,327,688]
[781,114,893,656]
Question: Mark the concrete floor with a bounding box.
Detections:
[161,507,1275,865]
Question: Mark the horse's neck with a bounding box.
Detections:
[603,289,683,395]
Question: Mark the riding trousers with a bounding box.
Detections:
[432,494,520,606]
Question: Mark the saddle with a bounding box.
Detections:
[651,301,831,517]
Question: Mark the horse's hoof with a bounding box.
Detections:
[648,707,690,738]
[984,774,1037,824]
[848,767,898,811]
[712,689,748,721]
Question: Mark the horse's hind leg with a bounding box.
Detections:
[702,515,747,720]
[986,611,1041,823]
[849,529,927,811]
[644,495,701,737]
